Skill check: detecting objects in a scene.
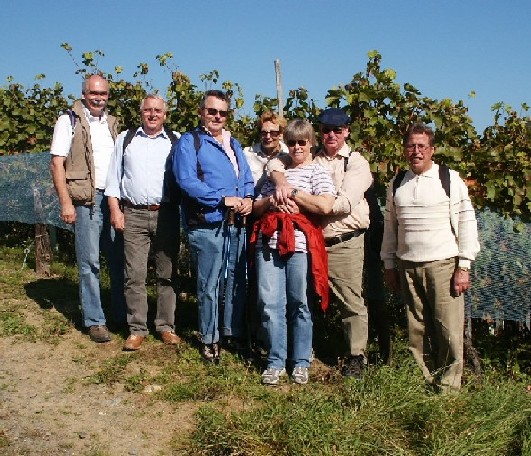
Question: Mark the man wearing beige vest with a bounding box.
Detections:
[50,74,125,343]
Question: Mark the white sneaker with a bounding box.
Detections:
[261,367,286,385]
[291,366,309,385]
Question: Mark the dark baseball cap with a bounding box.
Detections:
[317,108,350,126]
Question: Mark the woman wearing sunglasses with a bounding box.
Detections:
[243,111,289,196]
[250,119,336,385]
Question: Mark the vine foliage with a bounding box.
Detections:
[0,46,529,222]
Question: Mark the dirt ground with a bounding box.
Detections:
[0,316,196,456]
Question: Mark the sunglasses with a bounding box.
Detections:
[406,144,431,152]
[321,126,344,135]
[205,108,229,117]
[287,139,309,147]
[260,130,280,137]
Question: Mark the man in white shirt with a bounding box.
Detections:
[105,94,181,351]
[50,74,125,343]
[381,122,480,391]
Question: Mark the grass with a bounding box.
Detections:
[1,238,530,456]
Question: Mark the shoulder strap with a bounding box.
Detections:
[164,126,179,145]
[192,130,201,152]
[439,164,450,198]
[67,109,77,136]
[392,170,407,197]
[191,130,204,179]
[122,128,137,154]
[344,150,353,173]
[121,128,137,180]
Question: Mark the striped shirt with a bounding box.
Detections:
[259,163,336,252]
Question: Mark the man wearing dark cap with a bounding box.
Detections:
[269,108,373,377]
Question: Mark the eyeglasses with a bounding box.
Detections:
[406,144,432,152]
[143,108,164,114]
[260,130,280,138]
[205,108,229,117]
[287,139,309,147]
[321,126,344,135]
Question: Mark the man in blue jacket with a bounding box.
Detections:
[173,90,254,363]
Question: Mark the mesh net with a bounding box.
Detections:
[0,152,529,327]
[0,152,71,231]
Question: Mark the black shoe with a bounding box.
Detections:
[223,336,246,352]
[341,355,365,378]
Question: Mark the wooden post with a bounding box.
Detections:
[274,59,284,118]
[33,188,52,276]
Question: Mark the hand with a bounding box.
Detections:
[61,203,76,224]
[235,197,253,216]
[275,182,293,205]
[110,209,125,231]
[384,268,401,293]
[223,196,242,208]
[452,268,470,297]
[282,198,300,214]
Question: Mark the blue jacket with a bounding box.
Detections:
[172,128,254,226]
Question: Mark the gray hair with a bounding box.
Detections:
[140,94,167,112]
[284,119,317,146]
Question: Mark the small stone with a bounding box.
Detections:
[78,432,87,439]
[143,384,162,393]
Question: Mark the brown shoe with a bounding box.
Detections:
[160,331,181,345]
[123,334,145,351]
[88,325,111,343]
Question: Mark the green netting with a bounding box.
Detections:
[0,152,71,231]
[0,153,529,326]
[467,208,531,327]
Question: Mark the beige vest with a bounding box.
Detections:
[64,100,118,205]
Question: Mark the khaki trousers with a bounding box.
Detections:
[327,233,367,356]
[399,258,464,390]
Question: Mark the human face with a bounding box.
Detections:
[141,98,166,136]
[287,138,312,167]
[200,96,229,137]
[321,124,349,156]
[260,121,281,155]
[405,133,434,175]
[82,76,109,117]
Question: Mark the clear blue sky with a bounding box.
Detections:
[2,0,529,133]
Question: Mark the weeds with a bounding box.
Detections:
[1,242,530,456]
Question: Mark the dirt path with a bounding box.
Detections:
[0,321,195,456]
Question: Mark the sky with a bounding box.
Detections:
[2,0,530,133]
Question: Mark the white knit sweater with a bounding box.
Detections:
[381,163,480,269]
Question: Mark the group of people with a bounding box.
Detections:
[51,74,480,392]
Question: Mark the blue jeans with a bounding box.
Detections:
[75,190,125,327]
[187,222,246,344]
[256,248,312,369]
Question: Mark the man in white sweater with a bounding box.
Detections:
[381,122,480,391]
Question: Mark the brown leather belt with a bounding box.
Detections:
[325,229,366,247]
[122,200,161,211]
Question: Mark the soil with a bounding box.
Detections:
[0,312,196,456]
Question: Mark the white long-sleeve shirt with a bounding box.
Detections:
[381,162,480,269]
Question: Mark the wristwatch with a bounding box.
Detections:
[291,188,299,198]
[458,267,470,272]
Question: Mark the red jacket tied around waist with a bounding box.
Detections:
[250,211,329,311]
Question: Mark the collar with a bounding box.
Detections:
[316,142,351,160]
[82,104,107,123]
[138,126,168,139]
[408,161,437,178]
